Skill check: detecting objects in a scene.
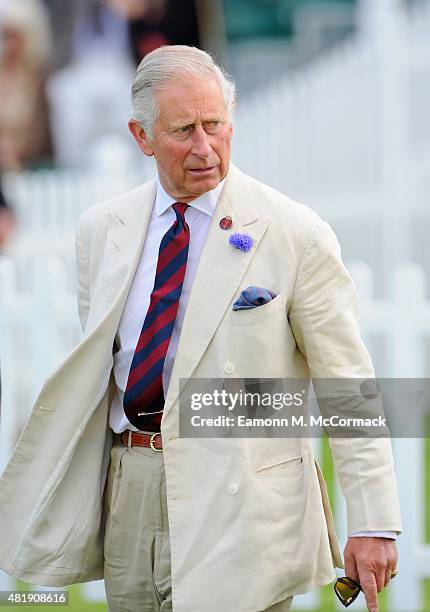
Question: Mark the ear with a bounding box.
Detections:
[128,120,154,156]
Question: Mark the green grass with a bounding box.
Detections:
[5,434,430,611]
[424,580,430,612]
[425,415,430,542]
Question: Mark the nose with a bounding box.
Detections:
[190,125,212,158]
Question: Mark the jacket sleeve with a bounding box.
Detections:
[75,218,90,333]
[288,219,402,536]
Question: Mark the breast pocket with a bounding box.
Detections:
[230,291,287,325]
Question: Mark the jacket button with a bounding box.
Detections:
[228,483,239,495]
[224,362,235,374]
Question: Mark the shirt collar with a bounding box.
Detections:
[155,172,226,218]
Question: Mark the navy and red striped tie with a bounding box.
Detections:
[124,202,190,431]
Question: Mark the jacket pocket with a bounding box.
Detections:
[314,459,344,569]
[106,446,129,515]
[255,455,303,474]
[230,291,286,325]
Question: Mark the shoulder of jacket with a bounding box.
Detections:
[77,179,155,238]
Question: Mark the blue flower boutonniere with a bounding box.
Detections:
[229,233,253,252]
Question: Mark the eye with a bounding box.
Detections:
[175,125,193,137]
[204,120,222,133]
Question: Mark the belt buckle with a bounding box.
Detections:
[149,432,163,452]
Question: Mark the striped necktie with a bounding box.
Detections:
[123,202,190,431]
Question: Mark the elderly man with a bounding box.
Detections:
[0,46,400,612]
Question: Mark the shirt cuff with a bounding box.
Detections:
[350,531,397,540]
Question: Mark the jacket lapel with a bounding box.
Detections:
[163,164,269,418]
[103,180,156,309]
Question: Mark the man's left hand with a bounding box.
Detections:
[344,536,398,612]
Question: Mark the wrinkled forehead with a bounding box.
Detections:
[154,75,229,125]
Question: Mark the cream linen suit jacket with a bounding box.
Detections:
[0,164,401,612]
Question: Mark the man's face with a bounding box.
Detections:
[129,75,233,202]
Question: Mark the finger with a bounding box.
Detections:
[394,547,398,568]
[386,541,398,586]
[384,565,392,587]
[374,564,386,593]
[359,570,379,612]
[344,549,360,584]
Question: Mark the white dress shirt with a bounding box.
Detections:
[109,174,225,434]
[108,172,396,541]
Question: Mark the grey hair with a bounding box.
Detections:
[131,45,236,140]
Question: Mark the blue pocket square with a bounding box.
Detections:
[232,286,276,310]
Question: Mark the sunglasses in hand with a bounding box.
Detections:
[334,577,362,607]
[334,569,398,608]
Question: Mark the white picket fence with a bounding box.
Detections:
[0,256,429,611]
[232,0,430,280]
[1,164,143,265]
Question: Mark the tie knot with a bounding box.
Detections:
[172,202,188,221]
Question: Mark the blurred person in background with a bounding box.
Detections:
[45,0,136,168]
[41,0,130,71]
[119,0,201,65]
[39,0,78,71]
[70,0,130,62]
[42,0,208,70]
[42,0,133,69]
[0,176,14,251]
[0,0,53,171]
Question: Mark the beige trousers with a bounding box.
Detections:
[103,443,293,612]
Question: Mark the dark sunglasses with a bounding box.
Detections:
[334,577,362,607]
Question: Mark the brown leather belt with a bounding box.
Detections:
[113,430,163,452]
